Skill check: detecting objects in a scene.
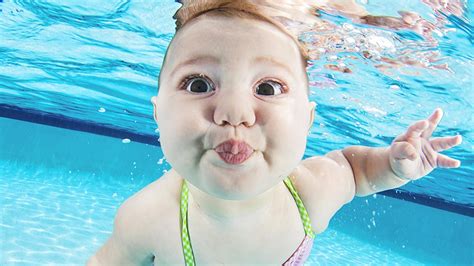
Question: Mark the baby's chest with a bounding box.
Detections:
[153,229,307,264]
[148,210,186,265]
[189,226,306,264]
[151,205,307,264]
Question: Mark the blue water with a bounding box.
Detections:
[0,0,473,265]
[0,152,420,265]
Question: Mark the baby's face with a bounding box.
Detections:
[152,15,316,200]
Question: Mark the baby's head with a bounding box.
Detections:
[152,0,317,200]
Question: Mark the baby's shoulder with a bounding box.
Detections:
[289,154,354,234]
[115,169,183,249]
[124,168,182,212]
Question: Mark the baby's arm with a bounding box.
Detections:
[303,108,461,207]
[340,146,410,196]
[344,108,462,196]
[86,197,154,265]
[339,108,461,196]
[300,109,462,232]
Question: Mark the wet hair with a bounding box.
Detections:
[173,0,310,64]
[160,0,310,95]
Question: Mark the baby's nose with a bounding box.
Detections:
[213,95,255,128]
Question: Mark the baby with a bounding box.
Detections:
[87,1,463,265]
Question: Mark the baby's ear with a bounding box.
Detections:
[151,96,158,124]
[308,101,317,131]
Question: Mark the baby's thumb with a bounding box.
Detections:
[391,142,417,160]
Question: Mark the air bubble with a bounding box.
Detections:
[98,107,106,113]
[342,23,354,31]
[390,85,400,90]
[368,35,394,49]
[345,37,356,45]
[122,138,131,144]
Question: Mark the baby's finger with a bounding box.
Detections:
[430,135,462,152]
[392,132,407,143]
[421,108,443,139]
[406,120,429,139]
[436,153,461,168]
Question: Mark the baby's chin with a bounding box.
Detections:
[197,149,276,200]
[202,180,276,201]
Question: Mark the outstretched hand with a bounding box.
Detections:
[388,108,463,181]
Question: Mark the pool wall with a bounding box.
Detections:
[1,117,473,264]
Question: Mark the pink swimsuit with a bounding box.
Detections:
[283,235,314,265]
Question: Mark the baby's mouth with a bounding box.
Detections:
[215,150,255,165]
[214,139,255,165]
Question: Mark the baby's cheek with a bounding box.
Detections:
[286,108,310,152]
[266,111,307,163]
[160,116,207,165]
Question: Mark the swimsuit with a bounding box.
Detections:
[179,177,315,265]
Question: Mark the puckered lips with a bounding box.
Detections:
[214,139,255,165]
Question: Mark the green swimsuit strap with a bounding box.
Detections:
[283,176,316,239]
[180,180,196,266]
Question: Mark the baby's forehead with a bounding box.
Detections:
[167,15,302,64]
[174,14,288,42]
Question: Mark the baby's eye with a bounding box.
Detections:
[256,80,286,96]
[182,75,215,93]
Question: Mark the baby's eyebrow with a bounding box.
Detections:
[170,55,220,77]
[170,55,293,77]
[253,56,293,76]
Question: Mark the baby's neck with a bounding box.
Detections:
[186,181,287,226]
